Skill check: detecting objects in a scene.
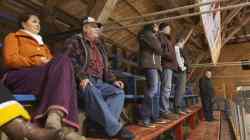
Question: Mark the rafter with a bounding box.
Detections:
[9,0,80,27]
[190,37,204,50]
[188,52,208,81]
[124,0,143,17]
[222,7,243,30]
[88,0,119,23]
[80,0,88,5]
[109,17,137,37]
[168,0,194,24]
[223,16,250,46]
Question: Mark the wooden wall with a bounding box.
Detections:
[211,42,250,98]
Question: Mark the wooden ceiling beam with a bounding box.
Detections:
[223,16,250,46]
[190,37,205,50]
[222,7,243,30]
[188,52,208,81]
[9,0,80,27]
[124,0,143,17]
[109,17,137,37]
[80,0,88,5]
[88,0,119,23]
[44,0,62,7]
[169,0,194,24]
[87,0,138,53]
[103,35,136,53]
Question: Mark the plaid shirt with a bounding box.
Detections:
[85,41,104,78]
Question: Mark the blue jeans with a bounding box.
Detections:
[173,71,187,111]
[160,68,173,114]
[78,77,125,136]
[142,69,161,122]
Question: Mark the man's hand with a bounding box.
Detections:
[80,79,92,89]
[180,66,187,72]
[113,80,124,89]
[40,57,50,64]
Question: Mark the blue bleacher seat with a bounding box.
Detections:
[14,94,37,104]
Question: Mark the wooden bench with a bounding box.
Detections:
[86,105,203,140]
[187,111,221,140]
[8,79,201,140]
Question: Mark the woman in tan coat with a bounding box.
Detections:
[3,13,84,139]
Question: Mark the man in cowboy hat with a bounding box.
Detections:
[64,16,134,140]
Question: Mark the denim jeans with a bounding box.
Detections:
[173,71,187,111]
[160,68,173,114]
[141,69,161,122]
[78,77,125,136]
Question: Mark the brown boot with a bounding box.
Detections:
[61,126,86,140]
[1,118,61,140]
[46,109,64,129]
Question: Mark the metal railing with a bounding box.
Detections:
[228,86,250,140]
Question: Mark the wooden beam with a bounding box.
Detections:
[169,0,194,24]
[103,35,137,53]
[222,7,243,30]
[109,18,137,37]
[10,0,80,27]
[44,0,64,7]
[227,34,250,44]
[124,0,143,17]
[80,0,88,5]
[190,37,204,50]
[223,16,250,46]
[88,0,119,23]
[41,1,59,32]
[188,51,209,80]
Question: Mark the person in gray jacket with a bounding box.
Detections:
[138,23,168,127]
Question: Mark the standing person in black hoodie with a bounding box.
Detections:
[199,70,215,121]
[158,23,179,120]
[138,23,168,128]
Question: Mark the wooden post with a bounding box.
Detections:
[175,121,184,140]
[199,108,205,121]
[188,114,196,129]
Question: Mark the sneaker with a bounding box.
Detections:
[137,121,156,128]
[115,127,135,140]
[153,118,170,124]
[161,112,179,120]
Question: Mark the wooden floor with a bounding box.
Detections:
[187,111,221,140]
[220,113,235,140]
